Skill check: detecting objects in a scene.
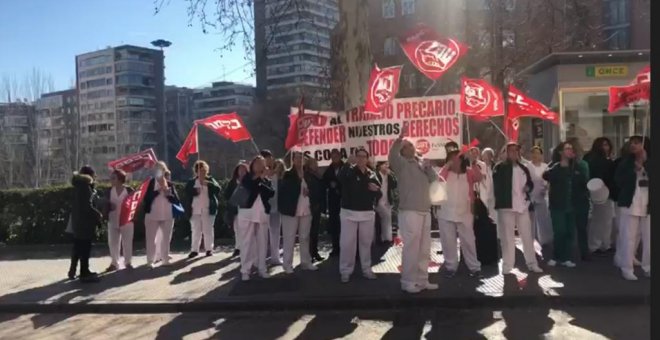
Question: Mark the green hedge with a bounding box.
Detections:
[0,179,237,245]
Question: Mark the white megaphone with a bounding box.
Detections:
[429,180,447,205]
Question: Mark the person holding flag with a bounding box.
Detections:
[184,160,221,259]
[102,169,135,272]
[388,126,439,293]
[493,142,543,275]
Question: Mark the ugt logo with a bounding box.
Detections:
[415,39,460,72]
[464,81,490,112]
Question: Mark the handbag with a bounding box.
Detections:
[229,184,250,208]
[65,213,73,234]
[172,202,185,219]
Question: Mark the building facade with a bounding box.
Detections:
[192,81,255,119]
[75,45,164,176]
[34,89,78,186]
[0,102,36,188]
[254,0,339,107]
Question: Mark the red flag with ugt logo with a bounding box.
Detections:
[608,82,650,113]
[364,64,402,114]
[507,85,559,124]
[176,124,198,166]
[399,24,468,81]
[630,65,650,85]
[460,77,504,118]
[285,98,328,150]
[504,116,520,142]
[119,178,151,226]
[196,112,252,142]
[107,148,158,173]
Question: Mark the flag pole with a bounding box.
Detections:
[249,138,260,155]
[488,118,508,139]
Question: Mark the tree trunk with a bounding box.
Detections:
[332,0,373,111]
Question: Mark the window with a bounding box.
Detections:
[402,0,415,15]
[384,37,397,56]
[382,0,395,18]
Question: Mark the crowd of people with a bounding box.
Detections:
[66,131,650,288]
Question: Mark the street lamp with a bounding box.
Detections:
[151,39,171,164]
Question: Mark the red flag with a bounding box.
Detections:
[608,82,650,113]
[176,124,198,165]
[284,108,329,150]
[107,148,158,173]
[507,85,559,124]
[630,65,650,85]
[119,178,151,226]
[399,24,468,81]
[460,139,481,155]
[364,64,402,114]
[460,77,504,118]
[504,116,520,142]
[196,112,252,142]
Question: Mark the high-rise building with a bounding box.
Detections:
[75,45,164,175]
[0,102,36,188]
[192,81,255,119]
[34,89,78,186]
[254,0,339,107]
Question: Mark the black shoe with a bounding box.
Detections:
[469,270,483,278]
[232,249,240,257]
[67,271,76,280]
[188,252,199,259]
[206,251,213,257]
[329,250,339,258]
[443,270,456,278]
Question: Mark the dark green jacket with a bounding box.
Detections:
[184,176,221,218]
[543,161,589,211]
[615,155,649,210]
[70,174,102,240]
[278,169,325,217]
[492,160,533,210]
[337,164,382,211]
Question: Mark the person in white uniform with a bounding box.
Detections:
[388,128,439,293]
[493,143,543,274]
[103,169,134,272]
[143,162,180,268]
[437,143,483,277]
[185,160,221,259]
[375,161,397,244]
[480,148,497,222]
[237,156,275,281]
[267,159,286,265]
[527,146,553,246]
[615,136,650,280]
[277,152,318,273]
[337,149,382,283]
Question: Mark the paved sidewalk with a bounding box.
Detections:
[0,239,650,313]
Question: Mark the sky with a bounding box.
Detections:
[0,0,255,92]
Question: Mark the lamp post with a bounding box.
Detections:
[151,39,172,164]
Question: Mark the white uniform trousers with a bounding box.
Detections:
[398,210,432,288]
[588,200,614,252]
[619,213,651,275]
[145,218,174,265]
[190,214,215,253]
[375,203,393,242]
[269,212,282,259]
[437,216,481,272]
[281,215,312,270]
[108,222,134,267]
[233,217,241,251]
[339,212,375,276]
[237,219,269,275]
[531,201,553,246]
[614,206,642,267]
[497,210,538,272]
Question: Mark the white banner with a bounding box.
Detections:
[291,95,462,166]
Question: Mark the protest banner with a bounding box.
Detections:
[288,95,462,166]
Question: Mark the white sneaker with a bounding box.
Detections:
[529,265,544,273]
[259,271,270,279]
[241,273,251,281]
[402,285,422,294]
[363,271,377,280]
[301,264,318,271]
[547,260,557,267]
[622,271,638,281]
[417,282,439,290]
[341,274,350,283]
[561,261,576,268]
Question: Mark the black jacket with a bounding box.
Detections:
[323,161,344,208]
[241,174,275,214]
[584,151,615,198]
[307,171,327,213]
[543,161,589,211]
[493,160,534,210]
[337,164,382,211]
[376,172,397,205]
[184,176,221,218]
[143,178,181,214]
[223,179,240,224]
[278,169,327,216]
[615,155,649,211]
[70,174,103,240]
